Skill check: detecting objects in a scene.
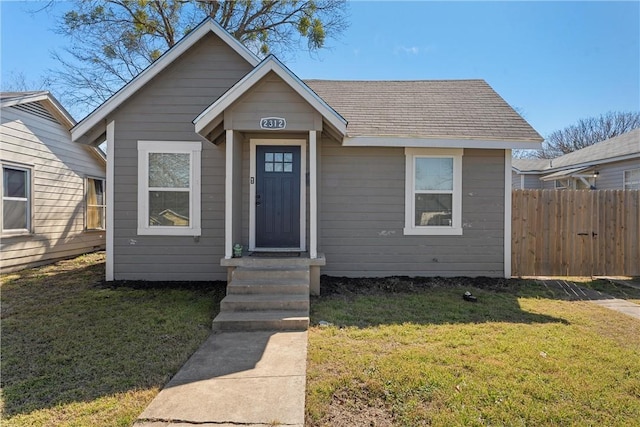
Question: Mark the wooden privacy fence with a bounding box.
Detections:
[512,189,640,277]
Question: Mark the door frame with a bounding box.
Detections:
[249,138,306,251]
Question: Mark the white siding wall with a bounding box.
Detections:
[1,105,106,272]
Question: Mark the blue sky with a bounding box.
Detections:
[1,1,639,139]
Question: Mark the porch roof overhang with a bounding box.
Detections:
[193,55,347,142]
[540,166,593,181]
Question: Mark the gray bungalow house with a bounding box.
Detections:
[71,19,542,296]
[1,91,106,272]
[512,128,640,190]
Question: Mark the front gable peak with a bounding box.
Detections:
[193,55,347,141]
[71,18,260,145]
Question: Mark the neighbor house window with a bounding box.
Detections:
[554,179,568,189]
[404,148,463,235]
[86,177,106,230]
[624,169,640,190]
[2,164,31,234]
[137,141,201,236]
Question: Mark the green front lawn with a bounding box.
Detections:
[1,253,225,426]
[3,255,639,426]
[306,277,640,426]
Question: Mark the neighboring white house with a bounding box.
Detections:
[1,91,106,272]
[513,128,640,190]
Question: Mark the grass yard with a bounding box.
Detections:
[306,277,640,426]
[0,253,226,427]
[3,254,640,426]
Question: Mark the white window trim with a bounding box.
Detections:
[623,168,640,190]
[1,162,33,236]
[404,148,463,236]
[85,176,106,231]
[137,141,201,236]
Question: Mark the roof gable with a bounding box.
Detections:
[71,18,260,143]
[194,55,347,138]
[1,91,106,164]
[1,91,75,128]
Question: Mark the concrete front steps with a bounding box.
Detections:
[212,264,310,331]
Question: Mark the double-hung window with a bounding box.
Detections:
[86,177,106,230]
[404,148,463,235]
[623,168,640,190]
[2,164,31,234]
[137,141,201,236]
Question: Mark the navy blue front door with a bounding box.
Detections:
[256,146,301,248]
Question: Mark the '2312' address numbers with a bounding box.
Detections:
[260,117,286,130]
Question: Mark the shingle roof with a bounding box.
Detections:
[547,128,640,169]
[513,128,640,172]
[304,79,543,142]
[512,158,551,172]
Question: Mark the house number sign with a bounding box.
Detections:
[260,117,286,130]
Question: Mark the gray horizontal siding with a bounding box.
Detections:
[110,31,253,281]
[1,106,105,272]
[229,72,320,132]
[512,172,543,189]
[595,158,640,189]
[319,142,506,277]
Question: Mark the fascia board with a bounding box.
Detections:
[0,92,48,108]
[550,153,640,170]
[42,96,76,128]
[513,153,640,175]
[71,18,259,142]
[343,136,543,149]
[512,169,546,175]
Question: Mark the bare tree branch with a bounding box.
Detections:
[534,111,640,159]
[37,0,347,114]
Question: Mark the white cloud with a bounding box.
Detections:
[393,44,437,56]
[394,45,421,55]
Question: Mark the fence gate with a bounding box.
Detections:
[512,189,640,277]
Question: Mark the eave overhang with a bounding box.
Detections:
[342,136,543,149]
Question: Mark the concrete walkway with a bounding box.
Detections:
[135,330,308,427]
[537,279,640,321]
